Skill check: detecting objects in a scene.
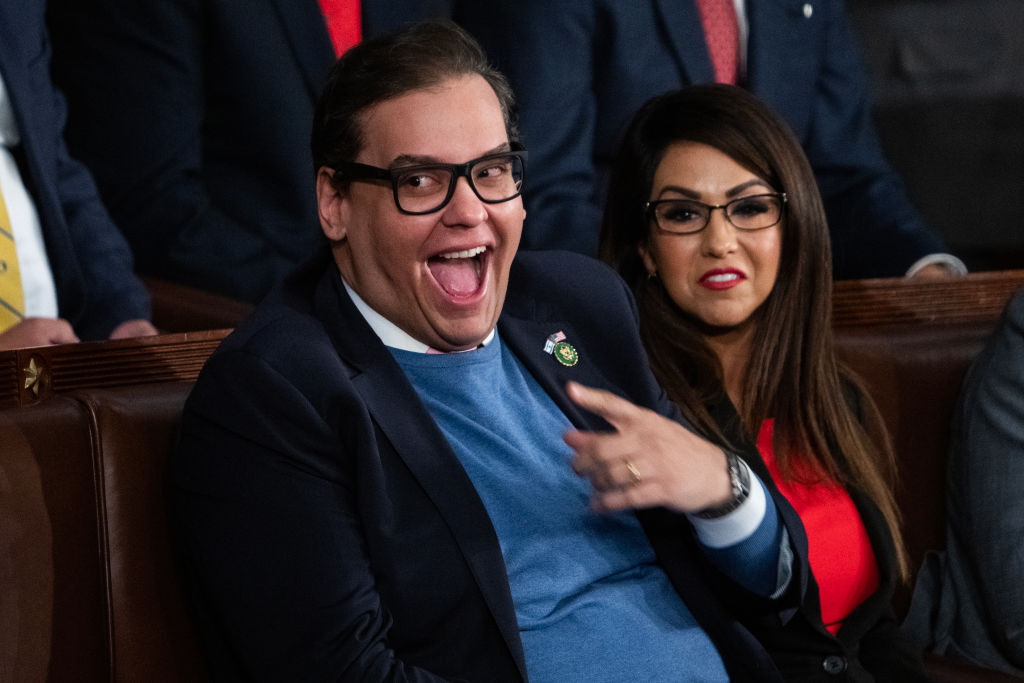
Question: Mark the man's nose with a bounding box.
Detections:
[441,177,488,227]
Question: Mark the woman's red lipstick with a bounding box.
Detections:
[699,268,746,290]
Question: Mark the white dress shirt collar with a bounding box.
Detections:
[341,277,495,353]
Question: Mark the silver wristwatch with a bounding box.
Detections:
[693,450,751,519]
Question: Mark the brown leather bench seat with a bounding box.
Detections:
[1,384,207,682]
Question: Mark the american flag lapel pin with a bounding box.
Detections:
[543,330,579,367]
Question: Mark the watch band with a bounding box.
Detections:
[693,450,751,519]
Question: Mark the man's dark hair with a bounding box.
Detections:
[311,20,519,173]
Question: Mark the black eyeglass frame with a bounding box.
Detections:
[644,192,788,234]
[332,147,528,216]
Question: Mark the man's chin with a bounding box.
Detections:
[429,317,497,352]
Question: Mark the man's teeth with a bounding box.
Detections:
[440,246,486,259]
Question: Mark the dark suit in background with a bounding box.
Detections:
[0,1,148,339]
[170,249,804,681]
[906,289,1024,676]
[46,0,452,302]
[456,0,947,278]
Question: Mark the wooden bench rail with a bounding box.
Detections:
[0,275,251,407]
[2,269,1022,409]
[832,269,1024,328]
[0,329,231,408]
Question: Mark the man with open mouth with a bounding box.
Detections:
[169,20,808,683]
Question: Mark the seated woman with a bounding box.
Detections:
[599,84,927,681]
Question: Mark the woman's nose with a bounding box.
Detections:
[701,207,738,257]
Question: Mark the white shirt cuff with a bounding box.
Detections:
[687,460,766,549]
[905,253,968,278]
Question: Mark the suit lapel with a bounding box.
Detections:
[498,314,620,432]
[653,0,716,84]
[0,6,21,98]
[267,0,336,100]
[313,269,527,679]
[0,8,40,187]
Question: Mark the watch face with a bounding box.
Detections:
[693,452,750,519]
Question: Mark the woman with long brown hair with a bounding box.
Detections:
[600,84,927,681]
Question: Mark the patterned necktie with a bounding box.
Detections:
[696,0,740,84]
[0,182,24,332]
[318,0,362,57]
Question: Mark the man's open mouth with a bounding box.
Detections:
[427,246,487,297]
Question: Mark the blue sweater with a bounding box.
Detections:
[395,335,772,681]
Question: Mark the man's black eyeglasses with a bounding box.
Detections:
[333,148,527,215]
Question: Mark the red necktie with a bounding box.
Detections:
[318,0,362,57]
[696,0,740,84]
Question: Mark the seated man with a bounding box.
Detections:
[170,21,804,681]
[0,1,154,350]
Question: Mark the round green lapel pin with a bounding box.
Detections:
[553,340,578,367]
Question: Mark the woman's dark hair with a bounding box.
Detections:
[600,84,907,579]
[311,20,519,173]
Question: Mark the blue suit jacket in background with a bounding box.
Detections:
[0,0,148,339]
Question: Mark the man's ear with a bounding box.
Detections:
[316,167,348,242]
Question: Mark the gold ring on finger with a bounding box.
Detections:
[624,460,642,487]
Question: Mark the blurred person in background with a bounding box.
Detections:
[0,1,154,350]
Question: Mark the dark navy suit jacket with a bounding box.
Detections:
[0,1,148,339]
[47,0,452,302]
[457,0,947,278]
[170,249,807,681]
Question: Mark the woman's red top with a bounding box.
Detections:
[757,419,879,635]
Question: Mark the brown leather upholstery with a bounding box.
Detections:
[0,397,107,681]
[0,384,207,682]
[832,272,1024,610]
[81,384,208,682]
[835,322,991,616]
[830,272,1024,682]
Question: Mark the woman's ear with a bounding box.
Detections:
[316,167,348,242]
[638,242,657,277]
